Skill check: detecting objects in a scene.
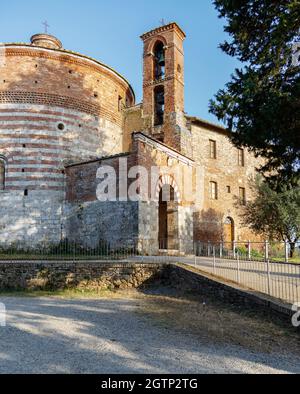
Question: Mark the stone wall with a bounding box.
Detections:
[164,264,294,318]
[0,190,65,248]
[0,261,292,319]
[189,120,264,243]
[65,134,195,254]
[65,200,139,249]
[0,38,135,249]
[0,262,166,291]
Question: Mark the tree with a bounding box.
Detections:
[209,0,300,185]
[241,177,300,257]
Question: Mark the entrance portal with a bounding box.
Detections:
[158,184,179,250]
[224,217,234,249]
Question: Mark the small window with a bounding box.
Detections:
[226,186,231,194]
[154,85,165,126]
[210,181,218,200]
[238,148,245,167]
[239,187,246,205]
[24,189,28,197]
[118,96,123,111]
[0,158,5,190]
[57,123,65,131]
[209,140,217,159]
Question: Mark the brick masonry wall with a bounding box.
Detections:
[65,135,195,253]
[1,45,134,122]
[0,42,134,248]
[190,122,264,243]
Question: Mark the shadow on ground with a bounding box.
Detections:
[0,286,299,374]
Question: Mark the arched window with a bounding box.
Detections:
[154,85,165,126]
[0,157,6,190]
[153,41,165,80]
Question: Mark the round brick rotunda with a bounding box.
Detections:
[0,33,135,247]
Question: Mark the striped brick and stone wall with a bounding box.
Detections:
[0,34,135,248]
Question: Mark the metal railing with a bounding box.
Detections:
[191,241,300,305]
[195,240,300,264]
[0,239,299,304]
[0,240,141,262]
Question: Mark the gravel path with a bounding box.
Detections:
[0,295,299,374]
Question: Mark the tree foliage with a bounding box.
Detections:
[209,0,300,185]
[242,177,300,256]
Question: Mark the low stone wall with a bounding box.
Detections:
[0,261,293,320]
[164,264,294,318]
[0,261,166,291]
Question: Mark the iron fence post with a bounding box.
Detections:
[213,246,216,275]
[233,240,237,259]
[248,240,251,260]
[266,258,271,296]
[219,241,223,258]
[265,240,271,295]
[265,240,269,261]
[237,252,240,284]
[208,241,211,257]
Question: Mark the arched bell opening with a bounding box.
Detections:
[154,85,165,126]
[153,41,165,80]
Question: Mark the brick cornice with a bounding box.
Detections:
[1,46,135,101]
[140,23,186,41]
[133,132,194,166]
[0,91,122,126]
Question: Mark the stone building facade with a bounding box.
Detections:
[0,23,262,253]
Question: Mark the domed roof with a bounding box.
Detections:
[30,33,63,49]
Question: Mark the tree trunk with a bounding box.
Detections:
[289,242,295,259]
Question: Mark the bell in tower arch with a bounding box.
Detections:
[154,41,165,80]
[157,51,165,67]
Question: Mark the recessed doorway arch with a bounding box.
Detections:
[224,217,235,248]
[157,176,180,250]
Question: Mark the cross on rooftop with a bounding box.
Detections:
[42,21,50,34]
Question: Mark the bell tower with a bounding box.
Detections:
[141,22,191,155]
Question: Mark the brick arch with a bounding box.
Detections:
[155,175,181,203]
[149,36,168,53]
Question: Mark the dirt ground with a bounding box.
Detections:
[0,287,299,374]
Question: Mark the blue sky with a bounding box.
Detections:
[0,0,240,124]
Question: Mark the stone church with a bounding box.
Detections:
[0,22,262,253]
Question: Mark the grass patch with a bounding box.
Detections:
[271,257,300,264]
[0,288,127,299]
